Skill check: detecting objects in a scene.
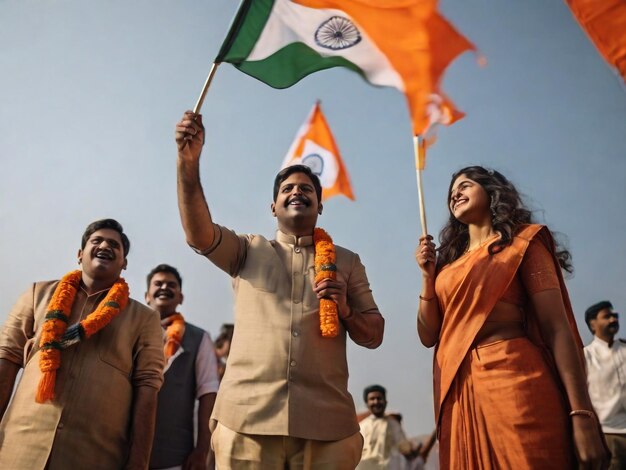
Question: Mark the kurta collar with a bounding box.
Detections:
[79,285,110,299]
[276,229,313,247]
[592,335,615,349]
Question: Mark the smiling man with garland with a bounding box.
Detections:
[175,111,385,469]
[0,219,164,470]
[145,263,219,470]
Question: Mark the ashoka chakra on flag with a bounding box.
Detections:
[314,16,362,50]
[302,153,325,175]
[215,0,477,135]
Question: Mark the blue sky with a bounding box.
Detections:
[1,0,625,436]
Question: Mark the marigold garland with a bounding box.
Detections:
[162,313,185,359]
[314,228,339,338]
[36,270,129,403]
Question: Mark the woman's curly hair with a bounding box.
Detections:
[437,166,572,273]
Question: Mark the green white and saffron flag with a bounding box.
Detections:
[215,0,476,136]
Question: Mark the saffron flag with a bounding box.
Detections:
[565,0,626,82]
[216,0,476,136]
[282,102,354,201]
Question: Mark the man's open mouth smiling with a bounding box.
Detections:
[286,196,309,208]
[95,250,114,261]
[155,290,174,300]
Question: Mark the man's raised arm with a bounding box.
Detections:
[176,111,218,252]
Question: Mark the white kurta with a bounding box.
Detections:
[358,415,408,470]
[584,336,626,434]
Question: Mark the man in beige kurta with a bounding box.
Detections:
[176,111,385,469]
[0,219,164,470]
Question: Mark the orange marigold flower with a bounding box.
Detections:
[314,228,339,338]
[36,270,129,403]
[162,313,185,359]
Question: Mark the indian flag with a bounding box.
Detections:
[282,101,355,201]
[216,0,476,136]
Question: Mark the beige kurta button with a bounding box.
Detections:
[292,330,300,337]
[290,360,297,367]
[294,247,301,253]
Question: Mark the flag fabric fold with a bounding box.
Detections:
[217,0,476,136]
[282,102,354,201]
[565,0,626,82]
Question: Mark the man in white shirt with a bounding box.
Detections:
[584,300,626,470]
[357,385,414,470]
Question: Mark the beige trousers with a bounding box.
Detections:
[212,422,363,469]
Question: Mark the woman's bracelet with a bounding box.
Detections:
[569,409,596,419]
[419,294,435,301]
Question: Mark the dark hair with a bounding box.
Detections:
[437,166,572,273]
[146,264,183,289]
[215,323,234,349]
[363,384,386,403]
[585,300,614,330]
[273,164,322,203]
[81,219,130,256]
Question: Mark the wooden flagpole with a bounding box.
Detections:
[413,135,428,237]
[193,62,221,114]
[192,0,252,113]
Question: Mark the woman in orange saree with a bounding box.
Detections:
[415,166,607,469]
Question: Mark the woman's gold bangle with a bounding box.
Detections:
[569,410,596,419]
[419,294,435,302]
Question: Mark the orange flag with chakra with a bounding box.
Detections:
[281,102,355,201]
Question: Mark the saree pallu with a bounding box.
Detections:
[434,224,583,469]
[439,337,574,469]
